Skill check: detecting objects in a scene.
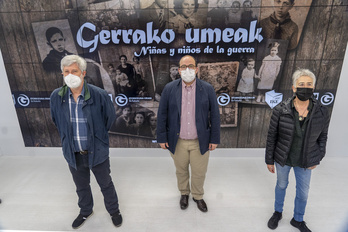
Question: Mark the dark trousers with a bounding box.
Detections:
[69,154,119,216]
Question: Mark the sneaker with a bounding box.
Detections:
[267,211,282,229]
[290,218,312,232]
[72,211,93,229]
[111,211,123,227]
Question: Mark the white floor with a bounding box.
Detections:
[0,155,347,232]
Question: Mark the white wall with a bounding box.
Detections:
[326,43,348,156]
[0,44,347,157]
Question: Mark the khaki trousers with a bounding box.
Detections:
[170,138,210,200]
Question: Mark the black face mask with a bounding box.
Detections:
[295,88,314,101]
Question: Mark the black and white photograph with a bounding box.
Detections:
[236,55,257,101]
[197,61,239,97]
[138,0,172,31]
[207,0,261,28]
[219,103,238,127]
[32,19,77,73]
[259,0,312,50]
[110,103,157,138]
[254,39,288,103]
[168,0,208,34]
[100,51,155,99]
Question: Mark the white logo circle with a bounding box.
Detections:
[320,92,334,105]
[115,94,128,106]
[217,93,230,106]
[17,94,30,107]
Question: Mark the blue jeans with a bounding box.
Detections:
[274,162,312,222]
[69,154,119,216]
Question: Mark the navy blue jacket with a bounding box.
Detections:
[50,82,116,169]
[157,78,220,155]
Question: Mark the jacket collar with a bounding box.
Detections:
[58,81,91,101]
[282,96,319,114]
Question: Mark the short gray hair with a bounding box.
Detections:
[60,55,87,72]
[292,69,316,86]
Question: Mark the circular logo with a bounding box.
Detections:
[320,92,334,105]
[217,93,230,106]
[115,94,128,106]
[17,94,30,107]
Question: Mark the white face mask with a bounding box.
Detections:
[180,68,196,83]
[64,74,82,89]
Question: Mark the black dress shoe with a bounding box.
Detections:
[290,218,312,232]
[180,195,189,210]
[193,198,208,212]
[268,211,282,229]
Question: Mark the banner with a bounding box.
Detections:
[0,0,346,148]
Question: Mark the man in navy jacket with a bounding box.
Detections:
[157,55,220,212]
[50,55,122,229]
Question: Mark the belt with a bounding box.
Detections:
[75,150,88,155]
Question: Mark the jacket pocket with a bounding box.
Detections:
[95,130,109,145]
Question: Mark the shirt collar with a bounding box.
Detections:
[68,86,85,98]
[182,78,196,89]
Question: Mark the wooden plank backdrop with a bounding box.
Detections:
[0,0,347,148]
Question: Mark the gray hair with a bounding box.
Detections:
[292,69,316,86]
[60,55,87,72]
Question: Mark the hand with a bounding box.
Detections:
[267,164,275,173]
[307,165,317,170]
[159,143,169,150]
[209,143,218,151]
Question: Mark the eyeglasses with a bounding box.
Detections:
[180,64,196,70]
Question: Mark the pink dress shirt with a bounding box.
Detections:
[179,79,198,139]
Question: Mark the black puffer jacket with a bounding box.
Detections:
[265,97,329,168]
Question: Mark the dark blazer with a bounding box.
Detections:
[157,78,220,155]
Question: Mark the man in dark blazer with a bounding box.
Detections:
[139,0,170,31]
[157,55,220,213]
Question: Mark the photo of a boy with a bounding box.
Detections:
[42,27,73,72]
[260,0,298,50]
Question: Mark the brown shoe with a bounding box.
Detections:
[180,195,189,210]
[193,198,208,212]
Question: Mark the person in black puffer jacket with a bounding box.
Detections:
[265,69,329,232]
